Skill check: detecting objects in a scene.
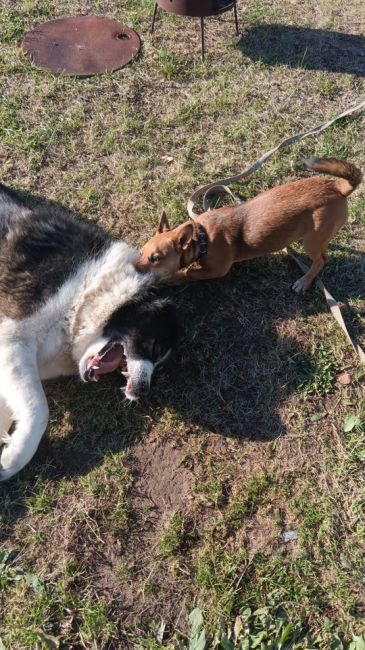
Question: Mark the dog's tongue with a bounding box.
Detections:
[87,344,124,377]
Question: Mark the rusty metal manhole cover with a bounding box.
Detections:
[21,15,141,76]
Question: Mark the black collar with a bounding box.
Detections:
[197,225,208,259]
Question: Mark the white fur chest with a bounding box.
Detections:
[38,348,76,380]
[37,323,75,379]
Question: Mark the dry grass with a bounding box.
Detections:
[0,0,365,648]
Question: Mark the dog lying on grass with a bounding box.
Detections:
[0,185,178,481]
[138,157,362,291]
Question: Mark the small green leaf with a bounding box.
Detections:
[0,551,11,571]
[310,412,327,422]
[251,631,266,648]
[13,573,23,581]
[330,636,344,650]
[254,607,269,617]
[344,414,361,432]
[240,640,250,650]
[0,637,5,650]
[190,630,207,650]
[340,554,352,570]
[34,630,60,649]
[25,572,42,592]
[350,636,365,650]
[278,623,293,646]
[189,608,204,639]
[220,637,234,650]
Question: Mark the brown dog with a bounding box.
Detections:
[138,158,362,292]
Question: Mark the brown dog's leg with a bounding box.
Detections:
[169,263,231,284]
[291,252,327,293]
[292,203,347,293]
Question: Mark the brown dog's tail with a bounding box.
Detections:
[303,157,363,197]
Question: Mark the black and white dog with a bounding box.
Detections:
[0,185,178,481]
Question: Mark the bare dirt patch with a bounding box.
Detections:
[90,435,196,632]
[131,435,194,519]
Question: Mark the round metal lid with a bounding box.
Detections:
[21,15,141,76]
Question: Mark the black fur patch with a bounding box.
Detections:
[0,185,110,319]
[103,291,179,364]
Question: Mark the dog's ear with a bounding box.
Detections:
[157,211,170,233]
[176,223,194,252]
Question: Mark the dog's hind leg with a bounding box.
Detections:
[292,203,347,294]
[0,346,49,481]
[291,249,327,293]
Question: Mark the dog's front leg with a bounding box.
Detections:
[0,347,49,481]
[170,264,229,283]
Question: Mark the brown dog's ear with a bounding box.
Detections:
[176,223,194,252]
[157,211,170,233]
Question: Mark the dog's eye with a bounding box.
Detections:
[149,254,161,264]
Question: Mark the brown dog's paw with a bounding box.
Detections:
[291,278,308,294]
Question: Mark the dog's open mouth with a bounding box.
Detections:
[84,341,129,385]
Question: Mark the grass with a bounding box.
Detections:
[0,0,365,648]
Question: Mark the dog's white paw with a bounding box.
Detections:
[0,442,24,481]
[292,279,306,294]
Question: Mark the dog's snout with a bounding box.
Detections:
[125,359,154,400]
[135,259,147,272]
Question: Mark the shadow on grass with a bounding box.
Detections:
[0,189,362,525]
[238,24,365,76]
[157,256,328,437]
[322,243,365,345]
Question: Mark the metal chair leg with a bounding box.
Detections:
[233,1,239,35]
[151,3,158,34]
[200,16,205,61]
